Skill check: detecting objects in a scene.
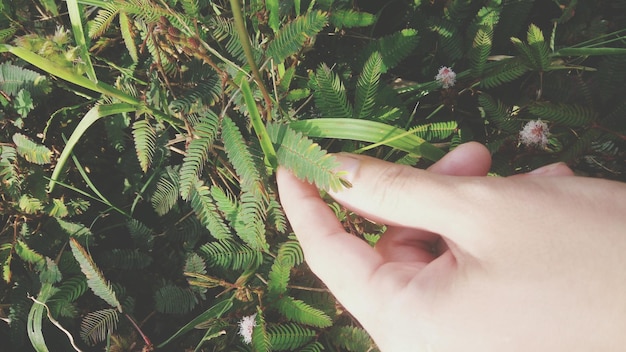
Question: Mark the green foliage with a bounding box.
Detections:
[266,10,328,63]
[1,0,625,350]
[267,323,316,351]
[80,308,119,345]
[154,283,198,314]
[69,238,122,312]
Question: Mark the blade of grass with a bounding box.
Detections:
[240,79,278,169]
[66,0,98,82]
[0,44,183,128]
[48,103,138,192]
[290,118,445,162]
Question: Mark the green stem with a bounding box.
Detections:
[240,79,278,169]
[229,0,274,121]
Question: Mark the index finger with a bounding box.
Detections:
[276,167,383,307]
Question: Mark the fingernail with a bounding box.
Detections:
[528,162,567,175]
[334,153,361,186]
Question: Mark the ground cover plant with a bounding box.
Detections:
[1,0,625,350]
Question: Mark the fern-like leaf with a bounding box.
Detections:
[267,323,316,351]
[198,239,263,270]
[411,121,458,140]
[179,111,220,199]
[88,4,119,38]
[49,276,88,318]
[13,133,52,165]
[188,179,231,240]
[330,325,376,351]
[221,116,262,188]
[0,62,50,97]
[312,63,353,118]
[275,296,332,328]
[329,9,376,29]
[361,28,420,72]
[267,123,344,191]
[151,170,179,215]
[478,93,519,132]
[80,308,119,345]
[154,284,198,314]
[354,51,383,119]
[96,248,152,270]
[131,119,156,173]
[251,309,271,351]
[526,23,550,71]
[428,18,463,61]
[126,219,154,250]
[234,187,269,250]
[528,102,596,127]
[69,238,122,311]
[480,57,529,88]
[470,25,494,77]
[266,10,328,63]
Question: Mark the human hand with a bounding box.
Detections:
[277,142,626,351]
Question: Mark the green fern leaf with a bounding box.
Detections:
[561,128,601,162]
[266,196,287,232]
[209,17,246,63]
[470,25,494,77]
[528,102,596,127]
[478,93,519,132]
[131,119,156,173]
[119,11,138,62]
[330,325,376,351]
[428,18,463,61]
[188,179,231,240]
[234,188,268,250]
[14,240,45,271]
[80,308,119,345]
[299,341,325,352]
[312,63,353,118]
[444,0,474,23]
[151,171,179,216]
[411,121,458,140]
[267,257,291,296]
[13,133,51,165]
[0,62,50,97]
[362,28,420,72]
[251,309,271,351]
[526,23,550,70]
[198,239,263,270]
[154,284,198,314]
[330,9,376,29]
[88,4,119,38]
[267,323,316,351]
[276,296,332,328]
[354,51,383,119]
[126,219,155,250]
[211,186,239,224]
[69,238,122,311]
[179,111,220,199]
[96,248,152,270]
[171,78,222,113]
[266,10,328,63]
[49,276,87,318]
[180,0,199,17]
[267,123,344,192]
[18,195,43,214]
[221,116,262,188]
[480,57,529,88]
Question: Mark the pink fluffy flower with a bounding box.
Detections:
[238,313,257,344]
[435,66,457,88]
[519,119,550,148]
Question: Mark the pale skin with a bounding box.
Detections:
[276,142,626,351]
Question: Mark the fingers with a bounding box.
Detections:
[526,162,575,176]
[375,142,493,262]
[427,142,492,176]
[276,167,383,305]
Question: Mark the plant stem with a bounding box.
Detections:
[229,0,274,121]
